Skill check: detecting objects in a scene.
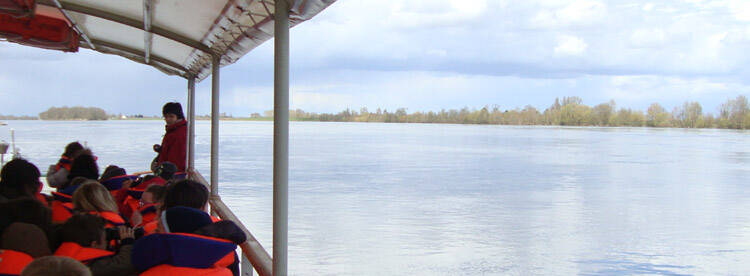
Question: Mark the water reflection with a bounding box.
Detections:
[2,121,749,275]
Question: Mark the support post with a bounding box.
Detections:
[273,1,289,275]
[187,76,196,174]
[210,55,220,204]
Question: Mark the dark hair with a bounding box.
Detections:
[62,142,84,158]
[162,102,185,119]
[59,214,105,247]
[0,158,41,200]
[156,162,177,180]
[67,153,99,181]
[145,185,166,203]
[99,165,126,181]
[0,198,52,239]
[161,180,208,211]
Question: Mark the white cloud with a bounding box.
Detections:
[729,0,750,21]
[630,28,666,48]
[529,0,607,28]
[554,35,588,56]
[556,0,607,24]
[642,3,655,11]
[608,75,731,101]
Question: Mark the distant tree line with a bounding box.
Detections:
[274,95,750,129]
[39,106,108,120]
[0,114,38,120]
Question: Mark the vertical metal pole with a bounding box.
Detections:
[273,1,289,275]
[241,253,253,276]
[210,55,220,202]
[187,76,196,174]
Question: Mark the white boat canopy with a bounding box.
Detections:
[3,1,336,275]
[35,0,334,81]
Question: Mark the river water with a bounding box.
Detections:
[2,120,749,275]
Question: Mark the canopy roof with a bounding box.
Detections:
[32,0,334,81]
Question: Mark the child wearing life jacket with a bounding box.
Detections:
[0,223,51,276]
[58,153,98,194]
[117,174,168,221]
[71,181,126,228]
[54,214,136,276]
[19,256,91,276]
[141,179,213,235]
[132,207,245,276]
[46,142,84,189]
[129,185,165,228]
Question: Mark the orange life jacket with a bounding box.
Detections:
[91,211,126,228]
[54,242,114,264]
[143,220,158,235]
[0,249,33,276]
[132,233,236,275]
[51,200,74,223]
[139,265,232,276]
[54,156,74,172]
[136,204,158,227]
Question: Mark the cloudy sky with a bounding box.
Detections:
[1,0,749,116]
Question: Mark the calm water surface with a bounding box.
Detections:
[2,120,749,275]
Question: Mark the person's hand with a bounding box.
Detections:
[131,210,143,227]
[118,226,135,240]
[153,144,161,152]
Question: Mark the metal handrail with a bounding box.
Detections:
[192,171,272,276]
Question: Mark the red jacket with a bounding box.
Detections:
[158,120,187,172]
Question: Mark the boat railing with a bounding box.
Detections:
[192,171,272,276]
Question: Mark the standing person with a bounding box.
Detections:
[153,102,186,172]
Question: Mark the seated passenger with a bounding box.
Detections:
[54,214,135,276]
[21,256,91,276]
[50,177,88,224]
[132,207,244,276]
[71,181,126,228]
[46,142,85,189]
[142,179,212,235]
[118,174,168,220]
[59,153,98,195]
[130,185,165,227]
[0,159,44,203]
[99,165,137,192]
[0,223,51,276]
[0,198,55,249]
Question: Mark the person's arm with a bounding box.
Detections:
[88,227,137,276]
[46,166,68,188]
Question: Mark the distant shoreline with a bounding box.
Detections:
[0,118,748,132]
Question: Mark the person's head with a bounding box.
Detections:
[159,206,212,234]
[161,179,208,212]
[99,165,126,181]
[21,256,91,276]
[67,153,99,181]
[72,181,118,213]
[162,102,184,125]
[62,142,84,159]
[59,213,106,249]
[142,184,166,205]
[1,222,51,258]
[0,198,52,236]
[0,158,41,199]
[156,162,177,180]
